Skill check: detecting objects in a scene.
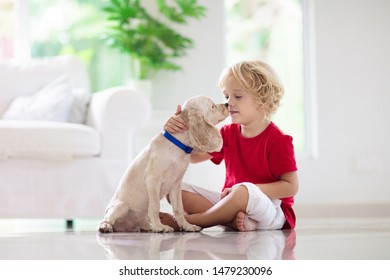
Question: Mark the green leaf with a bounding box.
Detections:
[101,0,206,76]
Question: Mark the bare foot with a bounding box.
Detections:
[159,212,181,231]
[234,211,258,232]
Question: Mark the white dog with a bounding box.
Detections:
[98,96,228,233]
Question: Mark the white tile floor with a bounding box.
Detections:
[0,217,390,260]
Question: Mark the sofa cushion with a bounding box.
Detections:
[0,120,101,160]
[69,88,90,124]
[2,75,74,122]
[0,56,91,123]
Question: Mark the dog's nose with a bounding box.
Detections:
[224,103,228,108]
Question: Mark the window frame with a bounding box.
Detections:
[301,0,318,160]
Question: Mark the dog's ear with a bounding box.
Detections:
[186,109,223,153]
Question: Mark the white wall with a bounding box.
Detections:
[296,0,390,214]
[152,0,226,110]
[139,0,390,216]
[135,0,227,193]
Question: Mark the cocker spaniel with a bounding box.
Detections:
[98,96,228,233]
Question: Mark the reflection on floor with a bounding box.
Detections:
[0,217,389,260]
[97,229,295,260]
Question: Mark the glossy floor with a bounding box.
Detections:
[0,217,389,260]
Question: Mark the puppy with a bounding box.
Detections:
[98,96,228,233]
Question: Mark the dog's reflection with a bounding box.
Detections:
[96,228,296,260]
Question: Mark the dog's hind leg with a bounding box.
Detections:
[138,216,151,232]
[98,202,130,233]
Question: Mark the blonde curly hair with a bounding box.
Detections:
[218,60,284,118]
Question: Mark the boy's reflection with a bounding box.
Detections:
[97,229,296,260]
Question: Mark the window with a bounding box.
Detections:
[3,0,312,155]
[0,0,14,59]
[0,0,123,92]
[225,0,307,154]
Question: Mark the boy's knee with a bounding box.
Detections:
[181,190,192,204]
[233,184,248,195]
[231,184,249,206]
[166,190,190,205]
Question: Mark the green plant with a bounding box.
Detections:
[103,0,206,79]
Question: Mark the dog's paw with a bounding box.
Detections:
[98,222,114,233]
[150,224,174,233]
[181,223,202,232]
[175,217,202,232]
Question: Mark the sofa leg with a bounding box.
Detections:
[66,220,74,230]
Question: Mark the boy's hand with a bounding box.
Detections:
[219,188,233,200]
[163,105,188,133]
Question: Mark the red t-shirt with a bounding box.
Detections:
[209,122,298,229]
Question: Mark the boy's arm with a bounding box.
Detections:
[191,153,212,163]
[163,104,211,164]
[256,171,299,199]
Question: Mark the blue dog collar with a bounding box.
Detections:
[162,130,193,154]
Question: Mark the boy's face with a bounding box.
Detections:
[222,77,265,125]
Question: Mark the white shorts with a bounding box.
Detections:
[181,182,286,230]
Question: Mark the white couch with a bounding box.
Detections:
[0,56,151,223]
